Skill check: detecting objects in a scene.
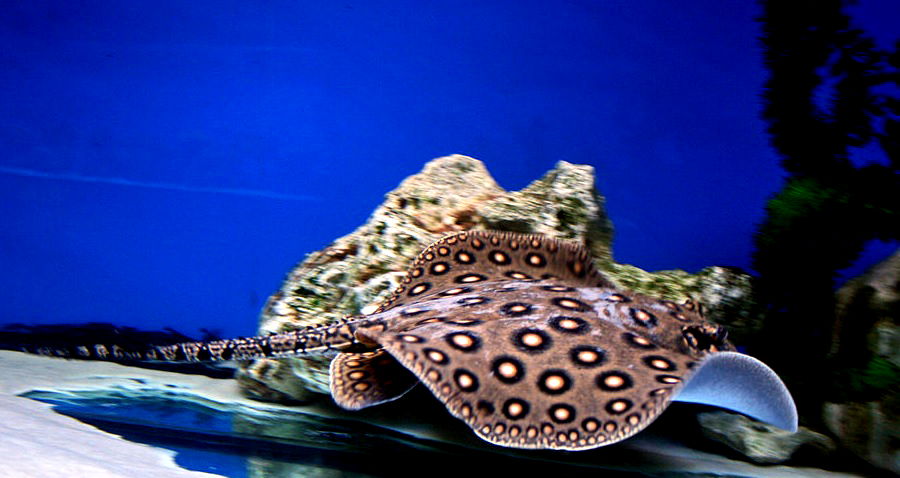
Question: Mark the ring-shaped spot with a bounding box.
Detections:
[512,328,552,354]
[492,355,526,384]
[437,246,451,256]
[500,302,534,317]
[661,300,681,312]
[548,403,576,424]
[453,368,480,392]
[596,371,634,392]
[429,262,451,276]
[537,369,572,395]
[454,273,487,284]
[504,270,533,280]
[605,293,631,303]
[398,334,425,343]
[347,370,369,380]
[425,369,442,382]
[524,252,547,268]
[605,399,633,415]
[488,250,511,265]
[549,316,589,334]
[445,331,482,352]
[423,347,449,365]
[670,311,692,322]
[457,296,491,307]
[622,332,658,350]
[471,238,485,250]
[454,250,476,264]
[408,282,432,297]
[352,381,371,392]
[629,308,658,328]
[415,317,446,326]
[501,398,530,421]
[656,374,682,384]
[400,306,430,317]
[551,297,591,312]
[541,423,554,436]
[438,286,471,297]
[541,285,575,292]
[642,355,677,371]
[569,345,606,368]
[581,418,601,433]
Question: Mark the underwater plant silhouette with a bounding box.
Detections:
[752,0,899,420]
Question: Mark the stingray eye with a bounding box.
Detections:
[681,324,730,352]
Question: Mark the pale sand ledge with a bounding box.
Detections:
[0,351,223,478]
[0,351,859,478]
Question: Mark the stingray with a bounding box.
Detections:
[26,231,797,450]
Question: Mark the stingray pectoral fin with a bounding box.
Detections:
[329,349,419,410]
[672,351,798,432]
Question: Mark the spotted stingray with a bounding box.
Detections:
[33,231,797,450]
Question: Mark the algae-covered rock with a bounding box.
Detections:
[606,264,760,344]
[697,411,835,464]
[478,163,614,265]
[237,155,759,401]
[823,248,900,474]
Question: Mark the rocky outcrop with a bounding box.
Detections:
[823,249,900,474]
[697,411,835,464]
[607,263,761,344]
[237,155,759,400]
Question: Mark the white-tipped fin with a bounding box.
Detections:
[673,351,798,432]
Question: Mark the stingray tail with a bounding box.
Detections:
[2,317,379,363]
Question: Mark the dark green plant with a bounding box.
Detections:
[827,357,900,403]
[752,0,899,420]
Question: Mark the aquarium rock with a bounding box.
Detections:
[238,155,759,400]
[823,248,900,474]
[698,411,834,464]
[605,263,761,344]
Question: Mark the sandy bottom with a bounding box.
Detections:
[0,351,226,478]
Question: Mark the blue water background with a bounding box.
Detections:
[1,1,897,339]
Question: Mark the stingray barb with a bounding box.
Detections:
[23,230,798,451]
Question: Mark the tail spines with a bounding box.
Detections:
[20,316,381,363]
